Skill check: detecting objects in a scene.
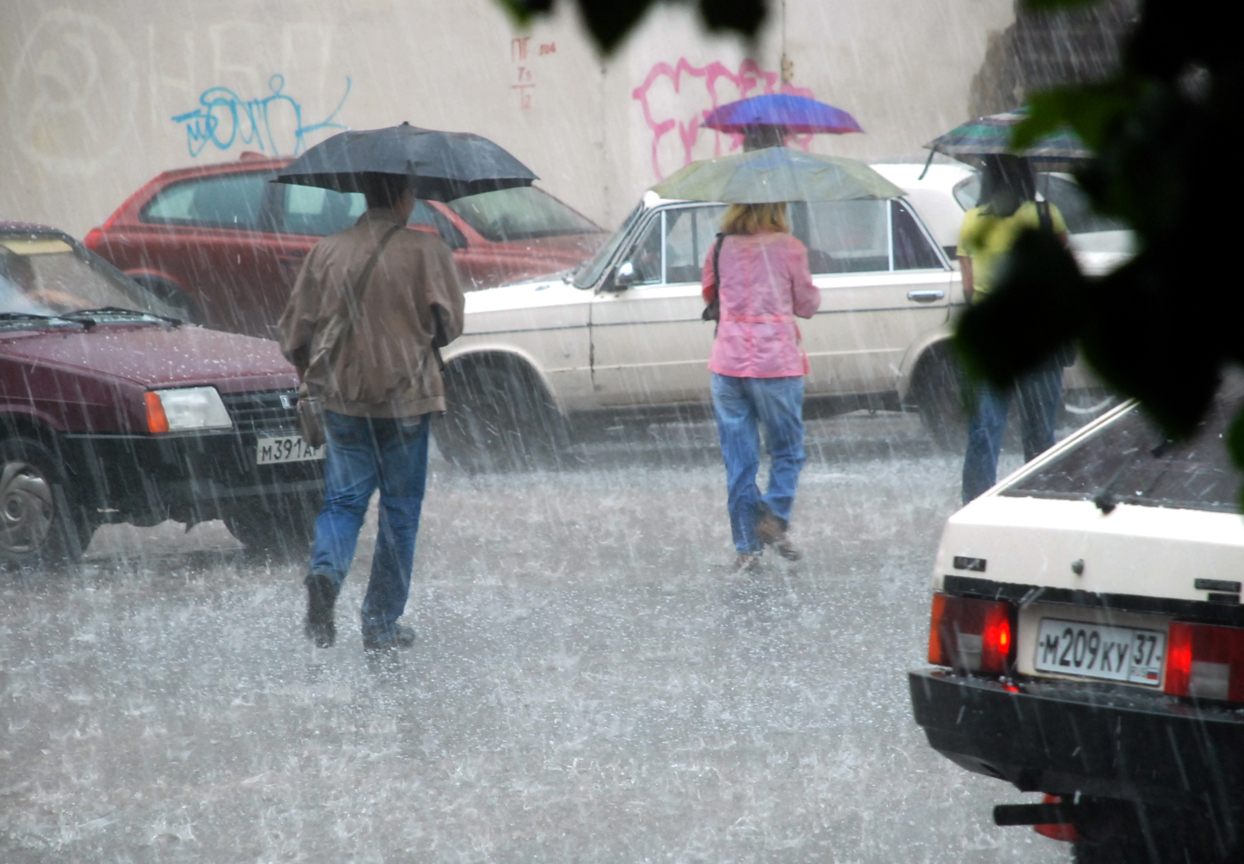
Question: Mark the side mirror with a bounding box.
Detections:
[603,261,637,292]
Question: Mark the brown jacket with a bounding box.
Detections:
[278,208,465,418]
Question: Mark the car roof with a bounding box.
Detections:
[149,153,293,184]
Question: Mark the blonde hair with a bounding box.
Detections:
[721,202,788,235]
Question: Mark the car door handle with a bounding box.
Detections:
[277,253,306,264]
[907,289,944,303]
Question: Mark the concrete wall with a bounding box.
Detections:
[0,0,1013,240]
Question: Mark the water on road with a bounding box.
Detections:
[0,412,1064,862]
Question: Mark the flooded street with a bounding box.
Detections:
[0,412,1067,863]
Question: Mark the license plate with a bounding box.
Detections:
[256,435,324,465]
[1033,618,1166,686]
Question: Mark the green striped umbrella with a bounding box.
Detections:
[651,147,903,203]
[924,108,1093,172]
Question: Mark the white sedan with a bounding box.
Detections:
[436,187,964,468]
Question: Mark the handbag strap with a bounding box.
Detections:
[711,232,726,290]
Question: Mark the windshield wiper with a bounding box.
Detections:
[0,311,82,327]
[60,307,183,326]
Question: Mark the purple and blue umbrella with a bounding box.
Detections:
[703,94,863,136]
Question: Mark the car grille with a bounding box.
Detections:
[221,389,299,434]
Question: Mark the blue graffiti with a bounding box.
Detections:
[172,74,351,157]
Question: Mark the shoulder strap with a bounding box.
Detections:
[712,233,726,287]
[352,224,403,308]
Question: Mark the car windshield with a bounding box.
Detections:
[447,186,600,242]
[1001,385,1243,513]
[573,201,646,289]
[0,233,178,322]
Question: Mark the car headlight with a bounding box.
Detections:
[145,387,232,433]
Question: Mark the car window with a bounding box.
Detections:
[663,205,728,284]
[892,200,944,269]
[141,172,273,230]
[448,186,599,242]
[953,175,980,210]
[1001,391,1243,513]
[791,199,890,274]
[281,185,367,236]
[408,202,467,251]
[0,234,178,318]
[627,214,664,285]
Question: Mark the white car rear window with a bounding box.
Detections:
[1001,388,1242,513]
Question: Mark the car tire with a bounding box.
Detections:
[912,347,967,453]
[223,494,320,558]
[0,436,95,568]
[435,356,569,472]
[129,276,204,325]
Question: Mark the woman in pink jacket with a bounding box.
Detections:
[702,202,821,570]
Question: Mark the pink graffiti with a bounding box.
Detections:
[632,58,817,180]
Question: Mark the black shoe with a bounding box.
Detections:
[363,624,416,651]
[305,572,337,648]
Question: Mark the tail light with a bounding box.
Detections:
[928,593,1015,675]
[1164,621,1244,701]
[83,227,104,249]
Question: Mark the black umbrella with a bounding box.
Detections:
[274,122,538,201]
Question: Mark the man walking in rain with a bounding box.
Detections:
[279,174,465,650]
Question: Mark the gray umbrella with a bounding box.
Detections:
[274,122,538,202]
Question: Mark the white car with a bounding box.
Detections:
[909,382,1244,862]
[872,162,1138,276]
[436,188,965,468]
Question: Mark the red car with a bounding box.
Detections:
[85,154,606,338]
[0,221,322,565]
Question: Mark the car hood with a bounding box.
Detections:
[464,275,589,314]
[0,324,296,392]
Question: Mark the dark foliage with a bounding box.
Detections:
[498,0,766,53]
[955,0,1244,466]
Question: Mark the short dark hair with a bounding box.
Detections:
[362,173,413,210]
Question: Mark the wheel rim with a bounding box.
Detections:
[0,460,54,554]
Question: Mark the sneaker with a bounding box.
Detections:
[305,572,337,648]
[363,624,416,651]
[756,513,801,561]
[734,552,763,573]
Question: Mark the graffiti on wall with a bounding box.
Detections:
[632,59,816,180]
[510,36,556,110]
[9,9,139,176]
[171,74,350,158]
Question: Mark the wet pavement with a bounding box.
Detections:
[0,411,1067,862]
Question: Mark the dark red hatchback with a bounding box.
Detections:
[0,222,322,566]
[85,154,606,338]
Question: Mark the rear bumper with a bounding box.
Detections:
[909,669,1244,810]
[59,429,322,523]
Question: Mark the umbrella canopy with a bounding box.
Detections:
[702,94,863,135]
[274,123,538,201]
[924,108,1093,172]
[651,147,903,204]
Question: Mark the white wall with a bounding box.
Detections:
[0,0,1013,239]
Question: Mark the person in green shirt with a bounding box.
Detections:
[959,155,1070,502]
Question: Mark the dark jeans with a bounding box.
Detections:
[309,412,430,642]
[962,360,1063,503]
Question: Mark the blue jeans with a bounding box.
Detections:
[309,412,430,642]
[711,373,807,554]
[962,360,1063,503]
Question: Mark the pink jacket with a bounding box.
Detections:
[703,232,820,378]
